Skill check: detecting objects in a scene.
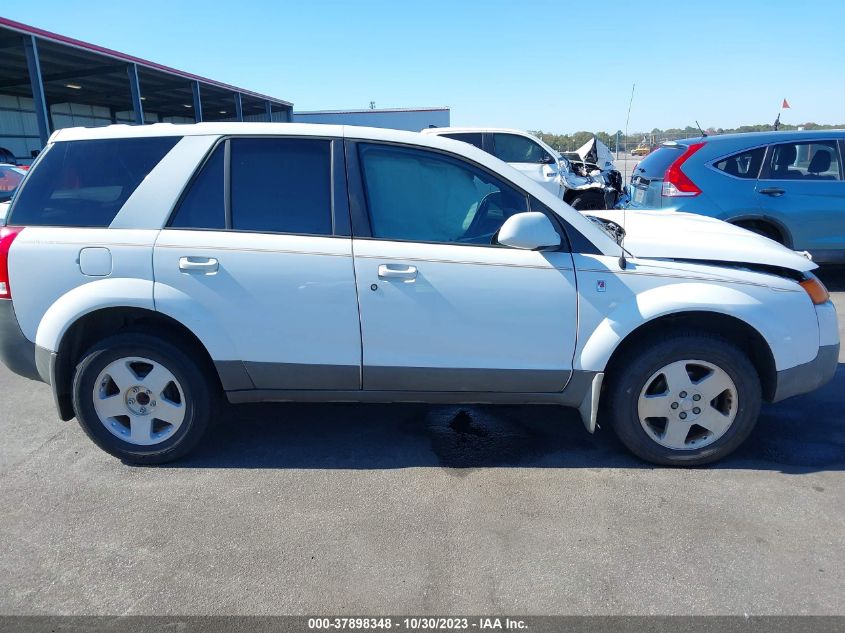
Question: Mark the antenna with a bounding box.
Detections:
[620,83,635,270]
[695,120,708,137]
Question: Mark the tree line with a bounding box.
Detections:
[531,122,845,153]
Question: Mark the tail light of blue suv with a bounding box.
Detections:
[662,142,706,198]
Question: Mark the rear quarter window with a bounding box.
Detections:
[9,137,180,227]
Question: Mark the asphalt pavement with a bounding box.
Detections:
[0,268,843,616]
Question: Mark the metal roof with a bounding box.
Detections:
[0,16,291,120]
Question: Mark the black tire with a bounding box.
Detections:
[71,332,216,464]
[570,192,606,211]
[605,332,761,466]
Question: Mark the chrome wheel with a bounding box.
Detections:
[637,359,738,450]
[92,356,186,446]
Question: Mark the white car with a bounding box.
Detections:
[422,127,624,210]
[0,123,838,465]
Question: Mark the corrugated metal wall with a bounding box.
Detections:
[0,95,42,163]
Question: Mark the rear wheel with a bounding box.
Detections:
[72,333,215,464]
[605,333,761,466]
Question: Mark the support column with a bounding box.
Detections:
[192,81,203,123]
[265,100,273,122]
[23,36,50,147]
[127,63,144,125]
[234,92,243,122]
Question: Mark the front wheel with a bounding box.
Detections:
[605,333,761,466]
[72,333,215,464]
[569,192,606,211]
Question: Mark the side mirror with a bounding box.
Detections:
[497,212,561,251]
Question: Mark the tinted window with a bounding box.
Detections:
[441,133,484,150]
[9,137,179,227]
[712,146,765,179]
[764,141,841,181]
[359,143,528,245]
[492,133,550,164]
[169,144,225,229]
[230,138,332,234]
[633,145,685,179]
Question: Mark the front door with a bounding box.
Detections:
[491,132,563,198]
[349,141,577,392]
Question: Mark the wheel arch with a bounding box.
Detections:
[50,307,226,421]
[601,311,778,402]
[726,214,793,248]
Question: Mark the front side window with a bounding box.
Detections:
[712,147,765,179]
[358,143,528,245]
[765,141,841,181]
[441,132,484,150]
[230,138,332,234]
[492,133,551,164]
[9,136,180,227]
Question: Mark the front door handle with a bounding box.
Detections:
[179,256,219,273]
[758,187,785,197]
[378,264,418,280]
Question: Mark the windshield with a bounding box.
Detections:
[0,166,25,203]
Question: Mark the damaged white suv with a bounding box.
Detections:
[0,123,838,465]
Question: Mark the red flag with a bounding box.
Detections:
[782,99,791,109]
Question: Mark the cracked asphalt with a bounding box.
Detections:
[0,268,843,615]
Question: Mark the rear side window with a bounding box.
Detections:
[633,145,685,179]
[441,133,484,150]
[492,133,551,164]
[230,138,332,235]
[169,144,225,229]
[764,141,841,181]
[712,147,765,179]
[9,137,179,227]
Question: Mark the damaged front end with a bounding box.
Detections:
[559,137,625,210]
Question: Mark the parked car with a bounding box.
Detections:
[422,127,624,210]
[0,164,26,202]
[0,123,837,466]
[626,130,845,263]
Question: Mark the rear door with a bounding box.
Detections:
[755,139,845,255]
[490,133,562,198]
[154,136,362,391]
[347,141,577,393]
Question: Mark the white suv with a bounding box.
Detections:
[0,123,838,465]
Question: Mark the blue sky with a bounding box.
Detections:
[4,0,844,133]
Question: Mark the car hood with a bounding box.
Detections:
[587,209,817,273]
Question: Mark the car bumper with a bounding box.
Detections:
[771,343,840,402]
[0,299,42,382]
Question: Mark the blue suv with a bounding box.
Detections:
[626,130,845,263]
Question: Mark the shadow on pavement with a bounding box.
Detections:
[167,366,845,473]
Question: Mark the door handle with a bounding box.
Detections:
[378,264,417,280]
[178,256,219,273]
[758,187,785,197]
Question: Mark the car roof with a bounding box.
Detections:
[422,126,534,136]
[670,129,845,146]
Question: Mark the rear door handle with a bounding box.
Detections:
[179,256,219,273]
[378,264,417,280]
[758,187,785,197]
